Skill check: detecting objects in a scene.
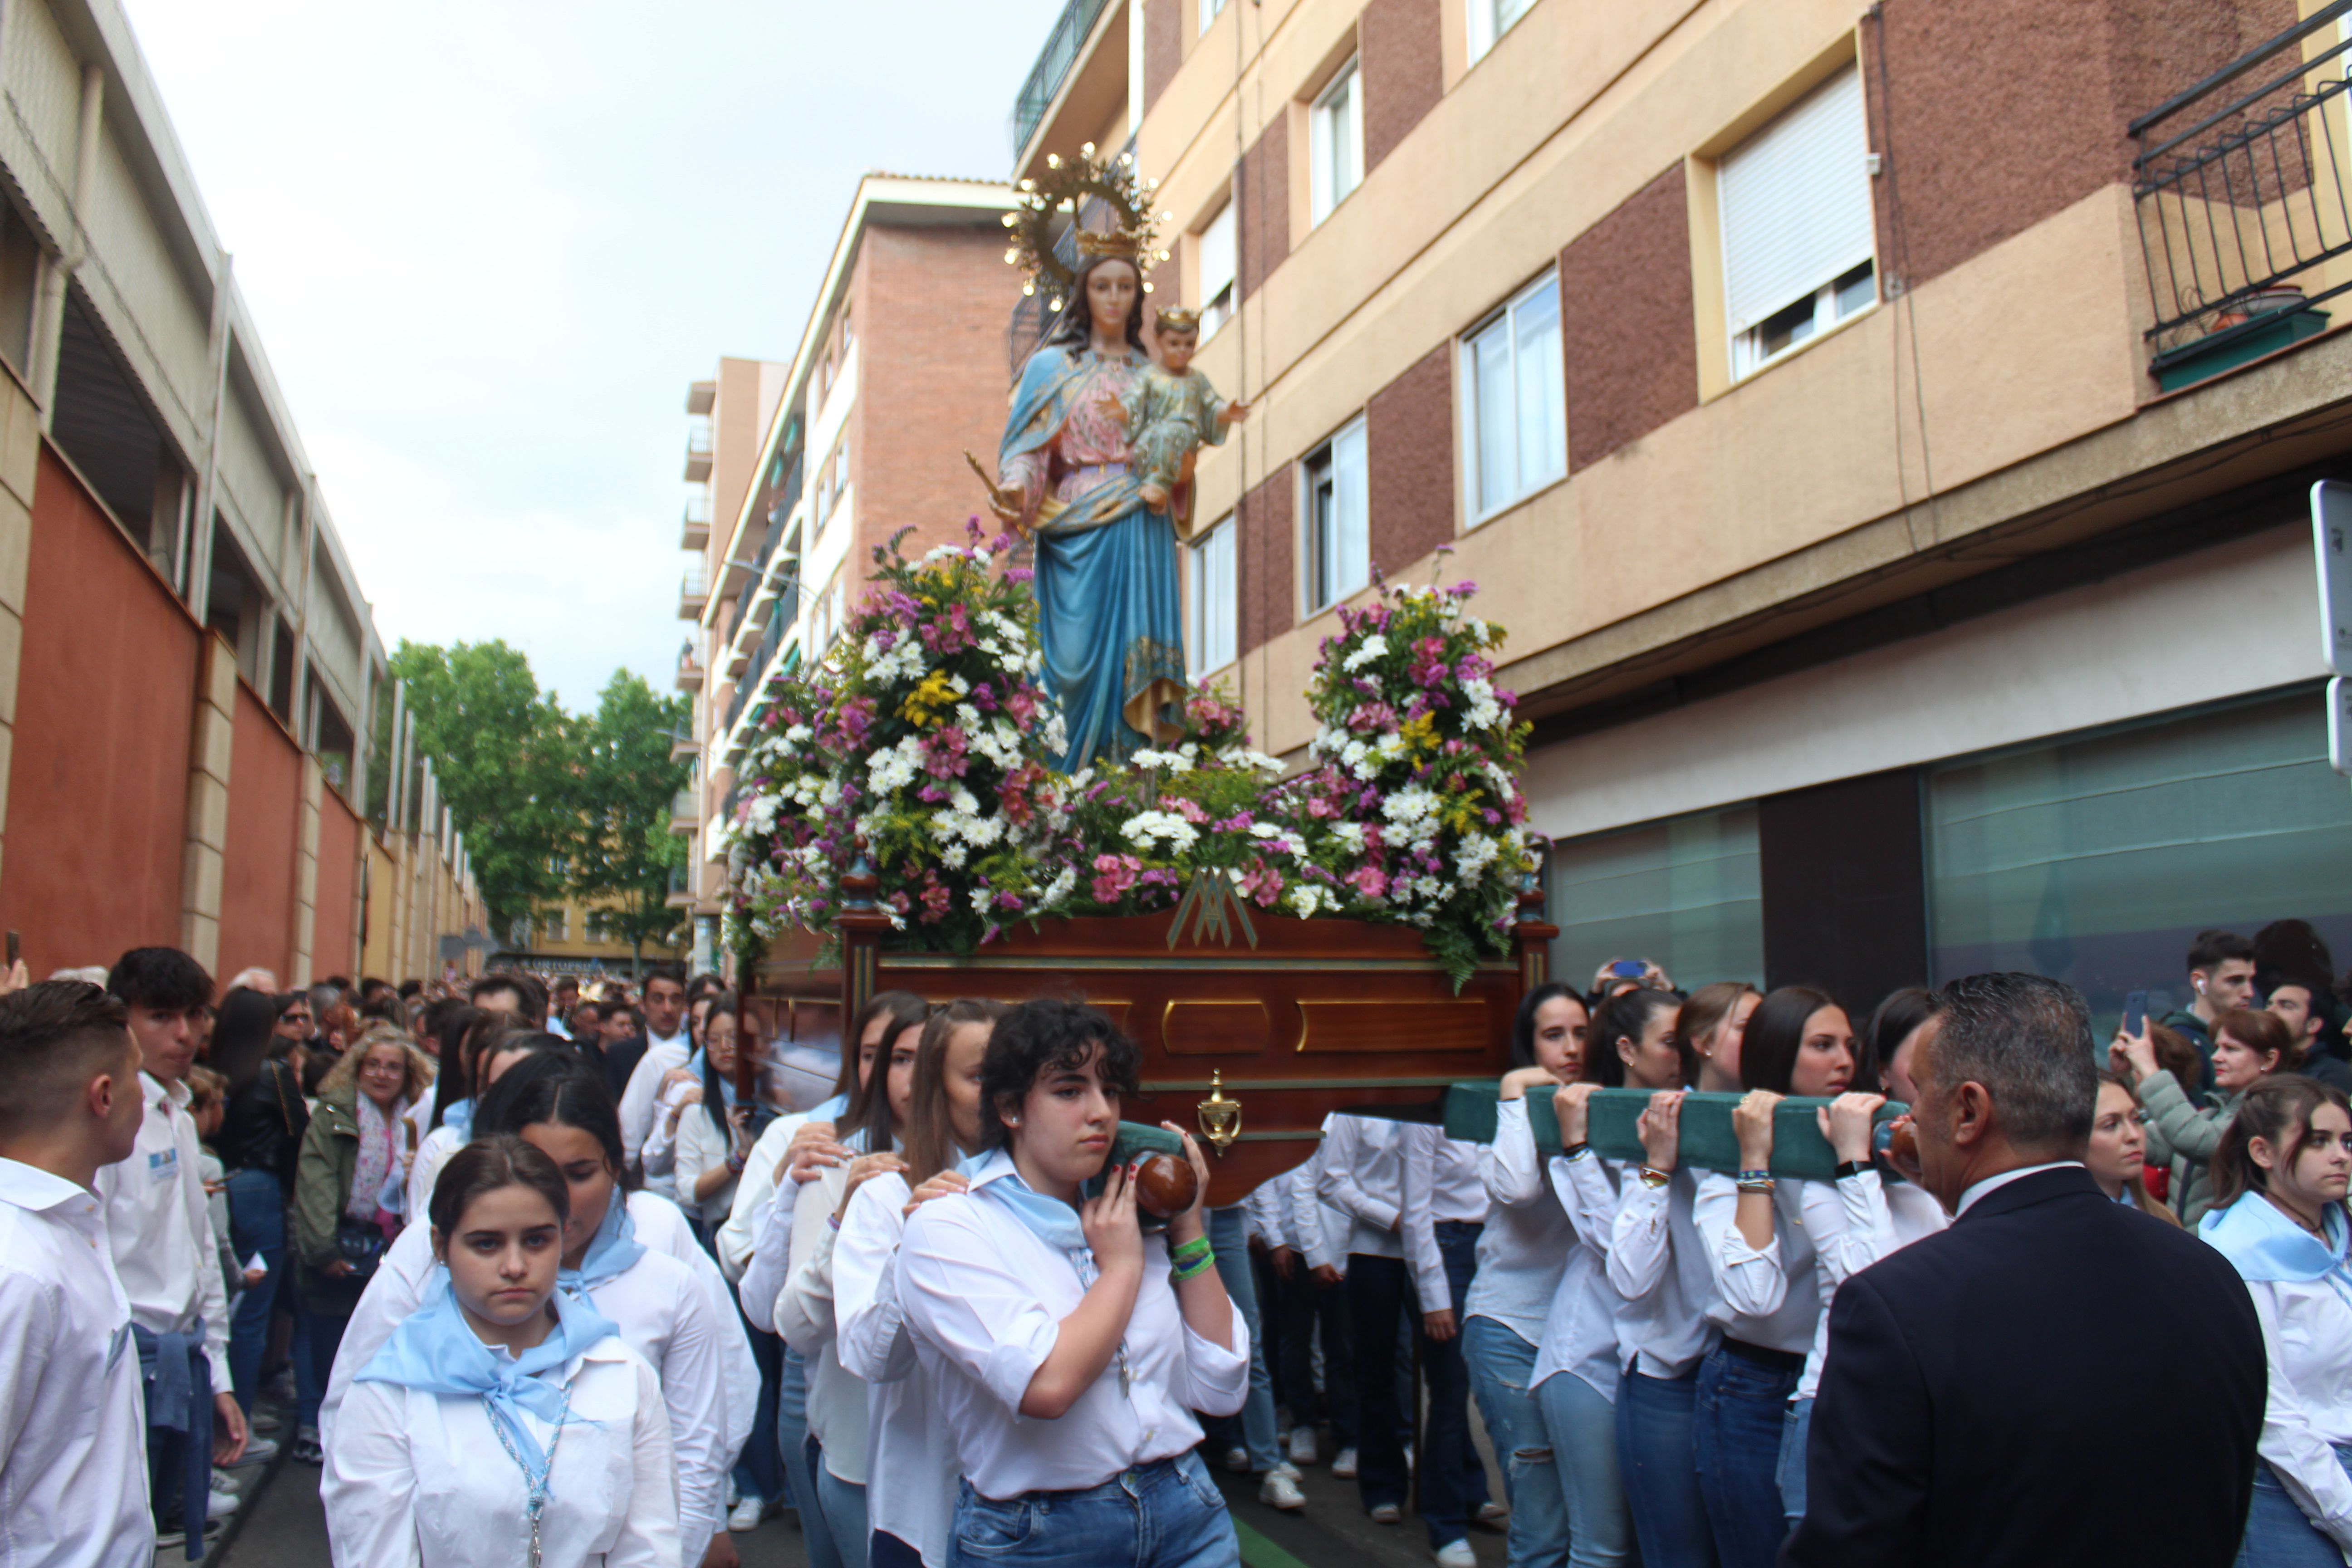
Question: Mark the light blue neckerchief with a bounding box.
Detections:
[354,1271,617,1472]
[443,1099,473,1140]
[957,1147,1089,1257]
[2201,1196,2352,1304]
[559,1196,647,1298]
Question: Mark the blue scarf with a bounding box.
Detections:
[561,1195,647,1298]
[2201,1195,2352,1300]
[443,1099,473,1140]
[958,1147,1088,1255]
[355,1272,617,1472]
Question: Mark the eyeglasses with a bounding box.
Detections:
[283,1014,312,1027]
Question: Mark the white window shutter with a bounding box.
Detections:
[1199,202,1237,307]
[1334,420,1369,597]
[1718,67,1874,335]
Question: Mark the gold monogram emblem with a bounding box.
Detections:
[1196,1070,1241,1155]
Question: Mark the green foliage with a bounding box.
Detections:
[573,670,693,961]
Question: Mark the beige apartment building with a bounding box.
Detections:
[1008,0,2352,1018]
[676,174,1017,975]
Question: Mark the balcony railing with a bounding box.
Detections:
[684,425,714,482]
[678,562,710,619]
[1011,0,1110,159]
[681,505,710,551]
[2131,1,2352,381]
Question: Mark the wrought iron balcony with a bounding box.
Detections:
[677,561,709,620]
[1011,0,1110,159]
[2132,1,2352,388]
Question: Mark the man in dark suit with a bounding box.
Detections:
[1783,972,2264,1568]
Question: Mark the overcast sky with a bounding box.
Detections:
[118,0,1064,711]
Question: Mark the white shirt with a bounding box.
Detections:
[776,1166,869,1483]
[1595,1161,1721,1379]
[323,1190,751,1565]
[639,1081,698,1192]
[324,1334,680,1568]
[1463,1098,1577,1345]
[1694,1173,1821,1356]
[836,1172,957,1566]
[1400,1123,1490,1315]
[1243,1181,1288,1250]
[1531,1151,1631,1400]
[899,1163,1251,1499]
[0,1158,152,1568]
[1795,1171,1946,1401]
[716,1094,848,1281]
[674,1103,740,1229]
[617,1033,692,1166]
[406,1123,465,1230]
[91,1073,230,1386]
[1955,1160,2083,1217]
[1285,1147,1352,1274]
[2244,1256,2352,1550]
[1315,1113,1406,1260]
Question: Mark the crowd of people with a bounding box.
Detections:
[0,918,2348,1567]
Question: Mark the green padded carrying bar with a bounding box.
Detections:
[1440,1084,1907,1181]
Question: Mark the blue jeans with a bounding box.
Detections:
[1465,1318,1567,1568]
[810,1435,871,1568]
[949,1452,1238,1568]
[1775,1396,1813,1526]
[1204,1206,1280,1473]
[734,1321,784,1506]
[222,1169,284,1415]
[1534,1367,1637,1568]
[2238,1453,2352,1567]
[779,1348,840,1568]
[1693,1345,1798,1568]
[1423,1220,1492,1548]
[1617,1365,1719,1568]
[295,1307,346,1435]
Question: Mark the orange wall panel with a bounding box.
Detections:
[313,786,360,982]
[0,448,198,976]
[217,684,301,986]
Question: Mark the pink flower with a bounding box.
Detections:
[1349,864,1389,900]
[1238,859,1285,909]
[1171,797,1210,824]
[1092,853,1140,904]
[921,726,970,779]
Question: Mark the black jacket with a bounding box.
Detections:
[603,1032,649,1104]
[217,1058,309,1193]
[1782,1165,2263,1568]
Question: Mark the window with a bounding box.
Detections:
[542,906,569,943]
[1300,418,1369,613]
[1926,690,2352,1031]
[1550,804,1764,990]
[1200,0,1227,32]
[1718,66,1877,378]
[1461,273,1566,520]
[1466,0,1536,63]
[1186,516,1238,676]
[1197,201,1238,337]
[1310,61,1363,225]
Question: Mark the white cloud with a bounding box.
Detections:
[118,0,1065,709]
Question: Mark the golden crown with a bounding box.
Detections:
[1002,143,1171,312]
[1154,305,1202,333]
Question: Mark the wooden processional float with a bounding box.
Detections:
[740,852,1562,1209]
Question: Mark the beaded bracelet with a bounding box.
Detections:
[1170,1235,1212,1267]
[1735,1170,1776,1194]
[1172,1250,1217,1284]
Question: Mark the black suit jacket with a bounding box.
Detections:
[602,1032,649,1104]
[1781,1166,2263,1568]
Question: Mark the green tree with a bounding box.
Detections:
[573,670,692,970]
[386,640,581,933]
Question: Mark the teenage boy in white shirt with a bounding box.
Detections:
[0,980,155,1568]
[617,965,693,1166]
[97,948,249,1552]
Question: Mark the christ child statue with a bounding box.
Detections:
[1131,305,1250,523]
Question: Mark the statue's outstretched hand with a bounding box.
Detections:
[1219,400,1250,426]
[1139,482,1170,513]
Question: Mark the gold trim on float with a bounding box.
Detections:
[879,954,1510,973]
[1162,996,1273,1055]
[1139,1075,1463,1093]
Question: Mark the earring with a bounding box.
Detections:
[1005,1115,1020,1127]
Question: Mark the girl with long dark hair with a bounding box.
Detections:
[212,986,309,1414]
[675,994,757,1232]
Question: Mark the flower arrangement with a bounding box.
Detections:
[723,529,1534,987]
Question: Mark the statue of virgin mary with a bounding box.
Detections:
[995,234,1187,775]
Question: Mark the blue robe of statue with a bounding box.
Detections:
[1000,342,1187,774]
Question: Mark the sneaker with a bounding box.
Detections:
[1332,1446,1359,1480]
[1258,1468,1306,1511]
[1435,1542,1478,1568]
[230,1435,279,1467]
[726,1477,741,1510]
[155,1518,224,1550]
[727,1495,765,1533]
[1222,1445,1251,1474]
[1288,1426,1318,1465]
[1476,1500,1510,1528]
[250,1407,284,1435]
[1369,1501,1402,1525]
[291,1426,323,1465]
[206,1485,241,1520]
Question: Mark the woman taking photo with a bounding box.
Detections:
[291,1024,433,1463]
[1465,982,1590,1568]
[2087,1070,2179,1226]
[213,986,311,1416]
[2117,1009,2301,1224]
[1691,986,1855,1568]
[900,998,1247,1567]
[2197,1076,2352,1565]
[324,1135,681,1566]
[837,1000,1007,1568]
[676,994,759,1235]
[326,1052,753,1567]
[1553,985,1700,1568]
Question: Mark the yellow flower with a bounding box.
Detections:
[900,669,958,727]
[1401,712,1441,757]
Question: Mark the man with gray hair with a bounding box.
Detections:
[1782,972,2263,1567]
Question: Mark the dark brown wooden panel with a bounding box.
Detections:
[1297,998,1492,1054]
[1163,998,1275,1055]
